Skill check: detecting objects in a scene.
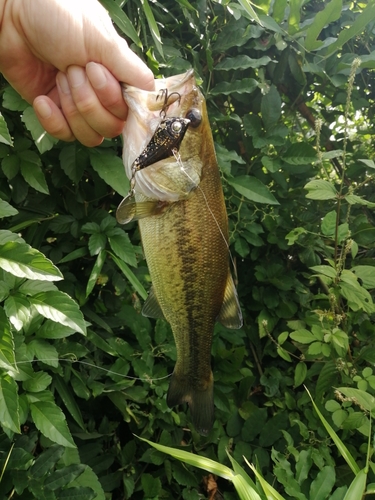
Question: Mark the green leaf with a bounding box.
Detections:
[140,0,163,57]
[305,0,342,51]
[45,464,86,491]
[288,0,302,34]
[210,78,258,96]
[237,0,263,25]
[227,176,279,205]
[69,466,105,500]
[321,211,336,236]
[246,461,285,500]
[326,2,375,56]
[294,362,307,387]
[310,265,337,278]
[53,376,85,430]
[216,55,272,71]
[0,374,20,433]
[2,86,28,111]
[27,338,59,368]
[304,180,337,200]
[306,387,360,475]
[99,0,142,47]
[107,228,137,267]
[4,294,31,331]
[282,143,317,165]
[21,107,58,154]
[309,465,335,500]
[19,150,49,194]
[261,85,281,129]
[0,307,17,373]
[88,233,107,256]
[23,372,52,393]
[111,253,147,300]
[0,240,63,281]
[30,291,87,335]
[337,387,375,413]
[339,281,374,314]
[57,487,96,500]
[30,444,65,478]
[0,199,18,218]
[85,249,106,298]
[37,320,76,339]
[0,113,13,146]
[358,159,375,170]
[343,469,367,500]
[30,401,76,448]
[352,266,375,289]
[59,144,86,184]
[141,473,162,498]
[89,150,130,197]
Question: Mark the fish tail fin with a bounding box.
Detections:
[167,371,214,436]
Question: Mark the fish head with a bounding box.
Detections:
[122,70,208,201]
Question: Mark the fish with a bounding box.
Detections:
[117,70,243,435]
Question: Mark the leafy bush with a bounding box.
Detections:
[1,0,375,498]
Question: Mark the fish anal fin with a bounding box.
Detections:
[167,370,214,436]
[116,196,170,224]
[142,287,164,319]
[218,272,243,329]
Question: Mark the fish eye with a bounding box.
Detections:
[171,120,183,134]
[185,108,202,128]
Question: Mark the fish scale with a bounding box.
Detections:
[117,70,243,434]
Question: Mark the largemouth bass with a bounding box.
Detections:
[117,70,243,435]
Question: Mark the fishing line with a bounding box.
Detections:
[172,148,237,272]
[12,358,172,383]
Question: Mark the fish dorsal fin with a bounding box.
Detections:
[116,195,170,224]
[142,287,165,319]
[218,272,243,329]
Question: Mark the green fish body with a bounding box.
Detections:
[117,71,242,435]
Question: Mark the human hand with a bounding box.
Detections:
[0,0,155,146]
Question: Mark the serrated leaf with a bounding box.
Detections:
[0,307,17,373]
[70,466,105,500]
[290,329,316,344]
[86,249,106,298]
[310,466,336,499]
[37,320,77,339]
[107,228,137,267]
[141,474,162,498]
[210,78,258,96]
[30,291,86,335]
[0,374,20,433]
[30,401,76,448]
[282,143,317,165]
[2,86,28,111]
[0,240,63,281]
[57,487,96,500]
[89,150,129,197]
[351,266,375,289]
[19,280,58,296]
[88,233,107,256]
[0,113,13,146]
[310,264,337,278]
[4,294,31,331]
[30,445,65,478]
[0,199,18,218]
[23,372,52,392]
[21,107,58,154]
[59,145,86,184]
[345,194,375,208]
[45,464,86,491]
[28,339,59,368]
[305,180,337,200]
[20,157,49,194]
[227,176,279,205]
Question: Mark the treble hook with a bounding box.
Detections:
[157,89,182,118]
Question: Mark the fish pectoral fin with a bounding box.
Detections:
[142,287,165,319]
[116,196,170,224]
[217,272,243,329]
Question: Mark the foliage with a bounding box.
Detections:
[1,0,375,498]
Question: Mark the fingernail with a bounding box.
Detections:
[34,99,52,119]
[86,62,107,89]
[57,73,71,95]
[67,66,86,88]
